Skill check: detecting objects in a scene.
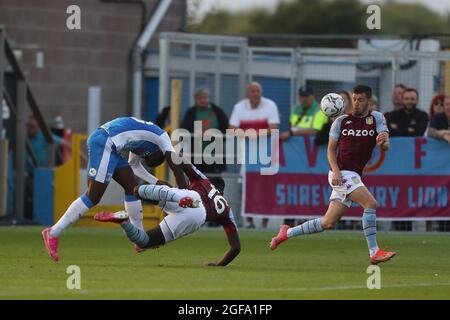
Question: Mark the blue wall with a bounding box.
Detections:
[33,168,54,226]
[253,76,291,132]
[145,77,160,122]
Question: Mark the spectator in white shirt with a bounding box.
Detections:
[229,82,280,229]
[229,82,280,133]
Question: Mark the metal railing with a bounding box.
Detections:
[0,26,59,221]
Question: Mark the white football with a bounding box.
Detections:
[320,93,345,118]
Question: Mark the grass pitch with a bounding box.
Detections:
[0,226,449,299]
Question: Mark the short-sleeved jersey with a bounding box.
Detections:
[229,97,280,130]
[184,165,238,235]
[100,117,175,157]
[329,111,388,176]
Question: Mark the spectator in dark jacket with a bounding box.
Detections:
[181,88,229,173]
[387,88,429,137]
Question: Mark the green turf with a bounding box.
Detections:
[0,226,449,299]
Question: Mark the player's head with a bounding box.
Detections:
[194,88,210,108]
[247,82,262,106]
[143,150,165,167]
[392,83,406,109]
[402,88,419,111]
[352,85,372,116]
[209,177,225,194]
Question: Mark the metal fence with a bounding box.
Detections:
[0,27,59,222]
[149,34,450,130]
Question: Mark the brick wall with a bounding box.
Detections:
[0,0,186,132]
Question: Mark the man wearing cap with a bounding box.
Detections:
[281,85,329,141]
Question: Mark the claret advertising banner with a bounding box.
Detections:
[244,137,450,220]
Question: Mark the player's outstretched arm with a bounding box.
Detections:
[206,231,241,267]
[165,151,188,189]
[128,152,159,184]
[128,153,172,187]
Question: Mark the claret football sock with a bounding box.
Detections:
[287,218,324,238]
[120,221,150,248]
[50,195,93,237]
[363,208,379,256]
[124,195,144,231]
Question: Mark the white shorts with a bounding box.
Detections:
[158,189,206,243]
[328,170,365,208]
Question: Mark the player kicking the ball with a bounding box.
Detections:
[42,117,187,262]
[271,85,396,265]
[94,163,241,267]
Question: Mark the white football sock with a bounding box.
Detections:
[50,195,93,237]
[125,195,144,231]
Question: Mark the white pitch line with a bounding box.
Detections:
[1,282,450,297]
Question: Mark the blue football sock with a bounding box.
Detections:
[120,221,149,248]
[363,208,379,256]
[287,218,324,238]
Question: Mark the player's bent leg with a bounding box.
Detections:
[159,207,206,244]
[270,200,348,250]
[137,184,185,205]
[52,180,105,237]
[320,200,349,230]
[348,185,379,255]
[120,220,151,248]
[348,186,396,264]
[113,166,145,232]
[347,185,377,210]
[42,180,106,262]
[85,179,108,206]
[56,181,104,229]
[145,226,166,249]
[93,211,162,249]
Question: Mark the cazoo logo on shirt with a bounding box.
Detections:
[342,129,375,137]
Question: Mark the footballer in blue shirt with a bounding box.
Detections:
[42,117,187,262]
